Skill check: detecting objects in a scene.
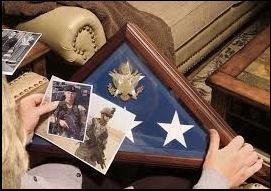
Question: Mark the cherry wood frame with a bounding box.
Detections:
[71,22,237,144]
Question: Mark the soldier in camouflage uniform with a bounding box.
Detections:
[49,85,87,141]
[75,107,116,169]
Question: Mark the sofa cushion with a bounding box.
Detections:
[128,1,266,73]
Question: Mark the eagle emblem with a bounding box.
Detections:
[108,61,144,101]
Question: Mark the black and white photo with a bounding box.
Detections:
[2,29,41,75]
[48,80,92,142]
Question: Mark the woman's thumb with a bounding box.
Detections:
[36,101,59,116]
[207,129,220,155]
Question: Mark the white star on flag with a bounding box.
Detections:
[125,120,143,143]
[157,111,194,148]
[123,107,142,143]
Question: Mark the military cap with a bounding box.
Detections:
[63,85,76,92]
[101,107,116,117]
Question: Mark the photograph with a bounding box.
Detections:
[75,106,117,169]
[2,29,41,75]
[74,93,133,172]
[35,77,135,174]
[47,80,93,142]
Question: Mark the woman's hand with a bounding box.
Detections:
[203,129,263,188]
[18,93,58,136]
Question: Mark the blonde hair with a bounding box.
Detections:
[2,76,29,188]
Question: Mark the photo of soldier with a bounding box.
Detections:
[75,107,116,169]
[2,29,41,75]
[48,81,92,142]
[8,33,37,64]
[2,30,20,73]
[2,30,19,57]
[37,85,127,174]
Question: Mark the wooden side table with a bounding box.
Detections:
[206,26,270,155]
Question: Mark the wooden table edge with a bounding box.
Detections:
[206,71,270,110]
[218,26,270,77]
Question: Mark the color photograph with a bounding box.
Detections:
[36,77,135,174]
[47,80,92,142]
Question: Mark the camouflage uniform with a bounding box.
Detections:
[75,107,116,169]
[49,86,86,141]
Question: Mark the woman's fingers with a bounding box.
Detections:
[240,143,253,154]
[231,158,263,188]
[245,158,263,178]
[243,151,258,167]
[223,135,244,152]
[31,93,45,105]
[20,93,44,106]
[242,158,263,184]
[36,101,59,116]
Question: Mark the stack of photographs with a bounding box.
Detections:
[2,29,42,75]
[36,76,137,174]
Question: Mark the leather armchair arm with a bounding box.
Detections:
[9,72,49,102]
[16,6,106,66]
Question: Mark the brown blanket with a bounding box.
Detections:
[3,1,174,62]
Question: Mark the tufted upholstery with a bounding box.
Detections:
[16,6,106,66]
[9,72,49,101]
